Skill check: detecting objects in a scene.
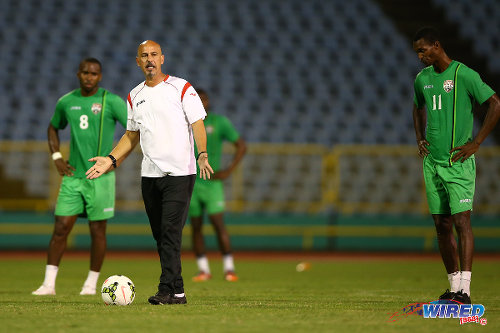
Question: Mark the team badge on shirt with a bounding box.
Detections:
[443,80,454,93]
[91,103,103,114]
[206,125,214,134]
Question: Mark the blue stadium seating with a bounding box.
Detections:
[0,0,497,146]
[433,0,500,73]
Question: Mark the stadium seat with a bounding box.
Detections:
[0,0,428,145]
[433,0,500,74]
[1,0,499,212]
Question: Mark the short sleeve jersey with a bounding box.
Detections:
[194,113,240,182]
[127,75,206,176]
[413,61,495,166]
[50,88,127,177]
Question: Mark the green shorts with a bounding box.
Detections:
[188,180,225,217]
[55,172,116,221]
[423,155,475,215]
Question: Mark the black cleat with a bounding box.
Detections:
[148,291,187,305]
[451,290,471,304]
[439,289,455,300]
[168,294,187,304]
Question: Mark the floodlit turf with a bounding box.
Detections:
[0,254,499,332]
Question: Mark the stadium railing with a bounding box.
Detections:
[1,141,500,215]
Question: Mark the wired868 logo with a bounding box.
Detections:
[423,303,487,325]
[388,301,487,325]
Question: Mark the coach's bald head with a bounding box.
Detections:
[137,40,162,57]
[136,40,165,82]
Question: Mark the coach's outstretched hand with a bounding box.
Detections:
[86,156,113,179]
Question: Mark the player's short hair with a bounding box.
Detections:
[79,58,102,72]
[195,88,208,97]
[413,27,440,44]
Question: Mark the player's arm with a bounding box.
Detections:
[86,130,140,179]
[412,103,429,157]
[451,93,500,162]
[113,95,128,129]
[47,123,75,176]
[213,137,247,180]
[192,119,214,180]
[111,97,136,168]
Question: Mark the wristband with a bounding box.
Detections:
[196,151,207,160]
[51,152,63,160]
[108,154,117,168]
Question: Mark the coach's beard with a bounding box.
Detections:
[145,62,157,78]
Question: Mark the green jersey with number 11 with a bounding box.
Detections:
[413,60,494,166]
[51,87,127,178]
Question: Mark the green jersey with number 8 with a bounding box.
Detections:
[50,87,127,178]
[413,60,494,166]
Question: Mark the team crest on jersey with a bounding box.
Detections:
[91,103,102,114]
[443,80,454,93]
[206,125,214,134]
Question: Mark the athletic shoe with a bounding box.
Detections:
[79,285,96,295]
[439,289,455,300]
[32,284,56,295]
[452,290,471,304]
[224,271,239,282]
[192,272,212,282]
[148,291,187,305]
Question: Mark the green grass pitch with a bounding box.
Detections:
[0,253,499,332]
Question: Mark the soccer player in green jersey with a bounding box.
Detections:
[33,58,127,296]
[412,27,500,304]
[189,89,247,282]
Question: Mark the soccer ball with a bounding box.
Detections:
[101,275,136,306]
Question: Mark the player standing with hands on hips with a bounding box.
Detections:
[412,27,500,304]
[33,58,127,296]
[86,40,213,305]
[189,89,247,282]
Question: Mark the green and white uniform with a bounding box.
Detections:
[51,88,127,220]
[189,114,240,217]
[414,61,495,214]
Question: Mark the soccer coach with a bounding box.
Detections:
[86,40,213,305]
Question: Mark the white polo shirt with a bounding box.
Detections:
[127,75,206,177]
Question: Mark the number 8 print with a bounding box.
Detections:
[80,115,89,129]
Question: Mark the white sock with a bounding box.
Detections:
[43,265,59,288]
[197,256,210,274]
[447,271,461,292]
[174,293,185,297]
[459,271,471,295]
[83,270,100,288]
[223,254,235,273]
